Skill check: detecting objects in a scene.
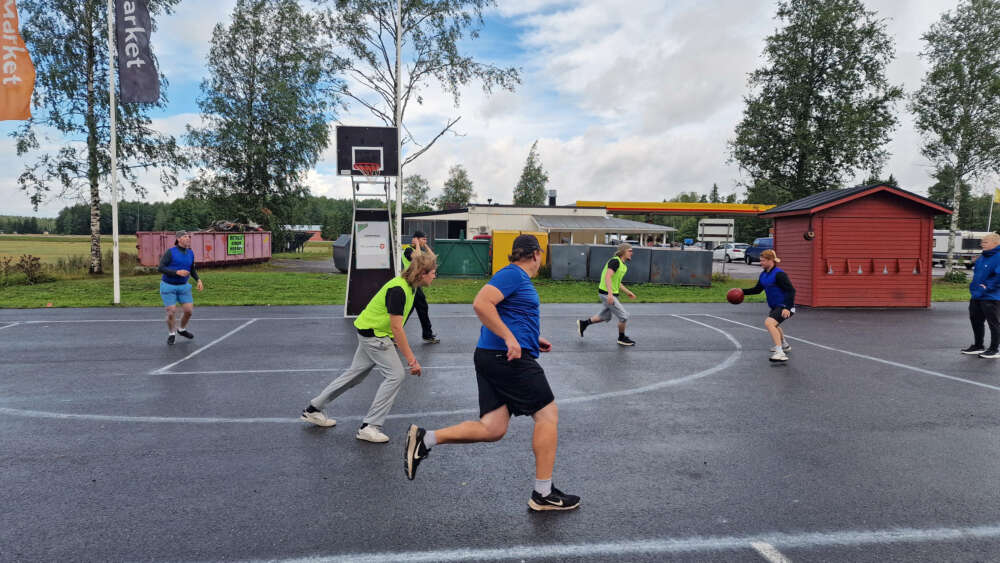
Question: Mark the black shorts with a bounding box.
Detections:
[768,306,794,325]
[474,347,555,417]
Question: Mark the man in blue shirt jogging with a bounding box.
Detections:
[158,231,204,345]
[403,234,580,511]
[962,232,1000,358]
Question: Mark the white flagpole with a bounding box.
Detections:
[106,0,120,304]
[394,0,403,276]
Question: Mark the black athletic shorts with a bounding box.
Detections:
[474,347,555,417]
[768,306,794,325]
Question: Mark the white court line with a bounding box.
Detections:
[751,541,793,563]
[235,523,1000,563]
[12,316,342,324]
[700,314,1000,393]
[150,319,258,375]
[0,315,741,424]
[0,322,19,331]
[162,365,470,375]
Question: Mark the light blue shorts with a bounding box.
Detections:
[160,281,193,307]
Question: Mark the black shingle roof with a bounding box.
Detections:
[759,184,951,216]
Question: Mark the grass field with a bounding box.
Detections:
[0,234,139,263]
[0,267,971,308]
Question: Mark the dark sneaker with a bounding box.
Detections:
[577,319,588,337]
[617,335,635,346]
[528,486,581,512]
[422,334,440,344]
[404,424,431,480]
[979,349,1000,359]
[962,345,985,355]
[167,334,175,345]
[177,329,194,339]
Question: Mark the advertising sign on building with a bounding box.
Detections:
[355,221,390,269]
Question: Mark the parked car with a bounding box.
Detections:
[712,243,749,262]
[744,237,774,264]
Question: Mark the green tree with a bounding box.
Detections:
[729,0,903,205]
[13,0,185,272]
[316,0,520,171]
[436,165,475,209]
[709,183,720,203]
[910,0,1000,271]
[402,174,432,212]
[512,141,549,206]
[927,166,974,230]
[186,0,339,249]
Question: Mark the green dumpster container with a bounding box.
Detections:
[433,239,491,277]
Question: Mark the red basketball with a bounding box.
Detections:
[726,288,744,304]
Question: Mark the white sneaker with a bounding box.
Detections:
[300,409,336,427]
[781,340,791,351]
[356,425,390,443]
[769,349,788,362]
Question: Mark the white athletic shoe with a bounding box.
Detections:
[356,425,390,443]
[769,349,788,362]
[300,409,336,427]
[781,340,791,351]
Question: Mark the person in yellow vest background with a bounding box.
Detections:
[300,252,438,443]
[577,243,637,346]
[403,230,439,343]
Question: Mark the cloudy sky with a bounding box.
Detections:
[0,0,987,218]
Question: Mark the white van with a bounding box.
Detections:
[932,230,992,269]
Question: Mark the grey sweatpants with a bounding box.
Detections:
[595,293,630,322]
[310,334,406,428]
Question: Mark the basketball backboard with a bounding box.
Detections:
[336,126,399,177]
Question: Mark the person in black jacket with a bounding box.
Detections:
[158,231,204,345]
[402,231,439,343]
[741,249,795,362]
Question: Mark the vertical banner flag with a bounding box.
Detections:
[993,188,1000,204]
[115,0,159,103]
[0,0,35,120]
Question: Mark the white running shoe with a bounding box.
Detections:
[356,425,390,443]
[782,340,791,351]
[769,349,789,362]
[300,410,336,427]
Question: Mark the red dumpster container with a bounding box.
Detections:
[136,231,272,267]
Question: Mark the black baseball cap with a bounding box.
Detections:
[413,230,427,239]
[512,234,541,253]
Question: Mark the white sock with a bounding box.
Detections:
[534,478,552,496]
[423,430,437,449]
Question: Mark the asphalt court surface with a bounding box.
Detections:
[1,302,999,562]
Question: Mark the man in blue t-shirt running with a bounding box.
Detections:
[158,231,204,346]
[403,234,580,511]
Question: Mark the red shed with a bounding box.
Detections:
[759,184,951,308]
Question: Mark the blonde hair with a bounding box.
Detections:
[983,232,1000,244]
[403,251,437,285]
[760,249,781,263]
[615,243,632,258]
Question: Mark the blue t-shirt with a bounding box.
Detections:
[477,263,541,358]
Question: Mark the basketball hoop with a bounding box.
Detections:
[353,162,381,177]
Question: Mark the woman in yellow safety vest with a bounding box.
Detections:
[299,252,438,443]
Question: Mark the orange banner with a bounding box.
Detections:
[1,0,35,121]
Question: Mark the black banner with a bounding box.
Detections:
[115,0,159,103]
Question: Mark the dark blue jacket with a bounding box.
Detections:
[745,266,796,309]
[970,247,1000,300]
[159,246,197,285]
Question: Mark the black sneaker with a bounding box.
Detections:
[177,329,194,339]
[404,424,431,480]
[167,334,176,345]
[961,345,985,355]
[617,335,635,346]
[577,319,588,337]
[528,486,581,512]
[979,349,1000,359]
[422,334,440,344]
